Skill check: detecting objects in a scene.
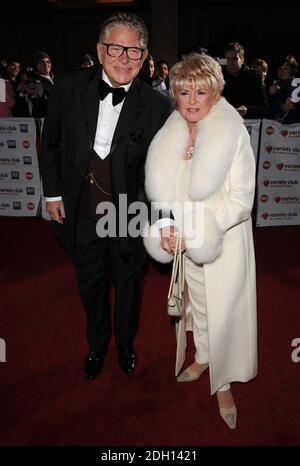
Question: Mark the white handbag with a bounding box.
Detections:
[167,236,185,317]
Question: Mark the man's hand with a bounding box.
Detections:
[46,200,66,224]
[236,105,247,117]
[268,81,281,96]
[282,98,295,113]
[160,225,185,254]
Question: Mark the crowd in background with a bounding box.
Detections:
[0,42,300,124]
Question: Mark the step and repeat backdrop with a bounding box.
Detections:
[255,120,300,227]
[0,119,41,216]
[1,117,300,227]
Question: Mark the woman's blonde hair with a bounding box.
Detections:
[169,53,225,100]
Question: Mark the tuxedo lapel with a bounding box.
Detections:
[80,69,144,154]
[110,78,145,155]
[78,71,145,179]
[81,65,102,148]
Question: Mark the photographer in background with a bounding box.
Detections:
[222,42,268,118]
[32,51,54,101]
[250,58,269,86]
[0,58,21,91]
[267,54,300,123]
[152,59,170,98]
[12,69,48,118]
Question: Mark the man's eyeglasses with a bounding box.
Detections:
[102,43,144,61]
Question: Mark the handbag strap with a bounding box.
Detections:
[177,236,185,294]
[178,236,185,293]
[167,236,185,299]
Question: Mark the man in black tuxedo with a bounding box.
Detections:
[40,12,170,379]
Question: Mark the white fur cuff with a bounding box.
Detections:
[143,222,173,264]
[185,207,224,264]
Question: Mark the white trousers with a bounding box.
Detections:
[185,255,230,392]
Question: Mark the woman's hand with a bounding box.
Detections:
[160,225,186,254]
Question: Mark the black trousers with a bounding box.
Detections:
[74,215,143,355]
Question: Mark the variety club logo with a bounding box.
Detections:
[273,195,300,204]
[22,140,30,149]
[277,161,284,170]
[281,129,289,137]
[265,145,273,154]
[25,172,33,180]
[261,211,298,221]
[260,194,268,203]
[263,161,271,169]
[274,195,282,204]
[266,126,274,135]
[261,177,298,187]
[27,202,35,211]
[280,163,300,171]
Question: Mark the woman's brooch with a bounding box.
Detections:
[185,144,195,160]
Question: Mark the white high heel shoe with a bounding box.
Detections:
[176,363,209,382]
[219,405,237,430]
[217,389,237,430]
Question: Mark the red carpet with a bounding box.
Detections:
[1,217,300,445]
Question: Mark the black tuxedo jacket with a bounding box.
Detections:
[40,64,170,271]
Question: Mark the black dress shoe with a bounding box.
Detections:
[84,351,104,379]
[119,350,137,374]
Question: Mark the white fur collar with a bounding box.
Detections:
[145,97,243,202]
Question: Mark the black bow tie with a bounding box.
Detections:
[98,79,127,106]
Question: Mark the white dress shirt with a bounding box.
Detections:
[93,71,131,159]
[45,70,132,202]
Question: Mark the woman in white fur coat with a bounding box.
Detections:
[143,53,257,430]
